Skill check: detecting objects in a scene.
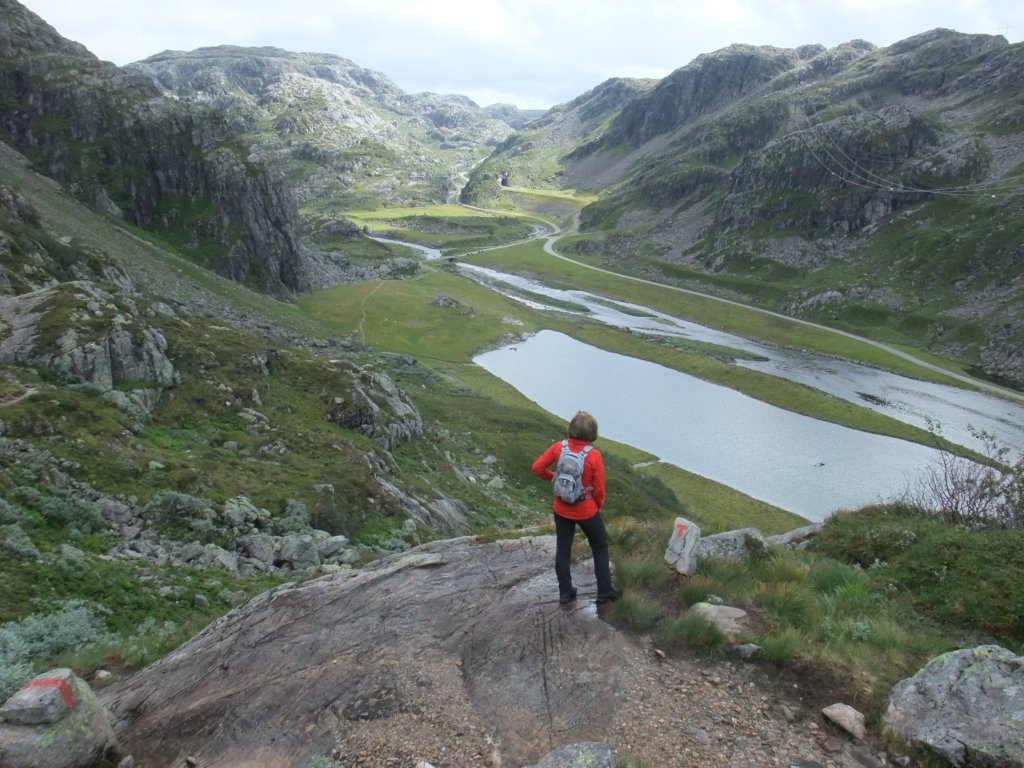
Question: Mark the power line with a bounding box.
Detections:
[793,99,1024,199]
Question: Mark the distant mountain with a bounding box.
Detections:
[464,31,1024,387]
[0,0,308,295]
[127,46,529,218]
[0,1,537,293]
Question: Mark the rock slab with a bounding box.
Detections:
[100,536,630,768]
[883,645,1024,767]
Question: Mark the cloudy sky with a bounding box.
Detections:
[20,0,1024,109]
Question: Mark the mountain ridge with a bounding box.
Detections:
[463,30,1024,388]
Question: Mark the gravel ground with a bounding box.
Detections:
[330,635,892,768]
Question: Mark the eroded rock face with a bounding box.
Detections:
[100,536,631,768]
[0,281,180,413]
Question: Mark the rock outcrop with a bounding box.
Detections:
[100,536,633,768]
[883,644,1024,767]
[0,280,179,415]
[0,1,306,295]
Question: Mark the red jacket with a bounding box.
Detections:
[532,438,606,520]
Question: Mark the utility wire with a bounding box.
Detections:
[793,99,1024,198]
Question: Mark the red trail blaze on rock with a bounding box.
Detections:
[23,677,76,708]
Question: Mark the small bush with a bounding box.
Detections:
[615,556,672,592]
[277,499,312,535]
[40,495,106,533]
[0,659,34,703]
[676,574,722,608]
[143,490,214,524]
[0,600,106,700]
[903,426,1024,529]
[756,581,820,631]
[0,498,26,525]
[807,555,866,594]
[754,551,810,584]
[0,524,40,560]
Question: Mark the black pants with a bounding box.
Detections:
[554,511,613,597]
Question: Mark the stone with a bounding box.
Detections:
[522,742,615,768]
[98,499,134,525]
[100,537,627,768]
[0,669,76,725]
[202,544,240,574]
[883,645,1024,767]
[822,702,866,740]
[317,535,350,560]
[766,522,824,549]
[664,516,701,575]
[689,602,752,640]
[0,669,119,768]
[277,534,321,570]
[734,643,763,659]
[694,527,768,563]
[237,533,277,565]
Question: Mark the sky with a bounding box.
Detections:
[19,0,1024,109]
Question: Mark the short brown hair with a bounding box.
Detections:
[567,410,598,442]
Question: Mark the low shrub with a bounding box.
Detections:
[0,600,107,700]
[0,524,40,560]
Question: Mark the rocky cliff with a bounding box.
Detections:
[0,0,307,295]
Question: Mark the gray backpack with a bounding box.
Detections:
[552,439,593,504]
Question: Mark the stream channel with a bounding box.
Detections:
[378,238,1024,522]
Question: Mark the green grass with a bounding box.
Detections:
[599,505,1015,718]
[297,267,544,361]
[640,462,807,534]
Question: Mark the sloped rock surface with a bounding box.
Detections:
[883,645,1024,767]
[100,536,630,768]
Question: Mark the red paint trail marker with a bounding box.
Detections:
[23,677,76,708]
[675,523,688,538]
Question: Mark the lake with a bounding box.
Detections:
[462,265,1024,522]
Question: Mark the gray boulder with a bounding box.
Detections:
[0,668,119,768]
[883,645,1024,767]
[523,742,615,768]
[317,534,350,561]
[694,528,768,563]
[237,533,277,566]
[222,496,270,532]
[688,602,755,641]
[766,522,824,549]
[277,533,321,570]
[664,516,701,575]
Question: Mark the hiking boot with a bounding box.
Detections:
[558,587,578,604]
[596,586,621,605]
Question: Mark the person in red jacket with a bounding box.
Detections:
[532,410,621,605]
